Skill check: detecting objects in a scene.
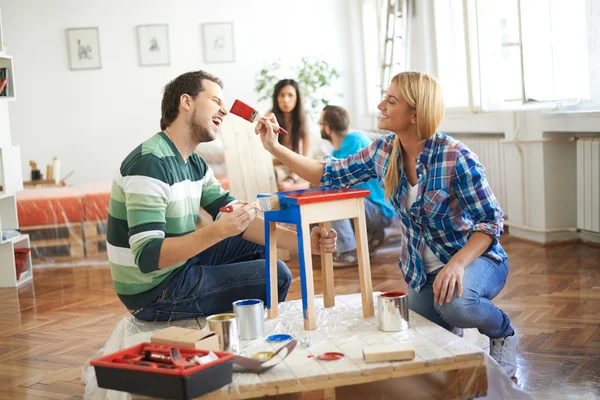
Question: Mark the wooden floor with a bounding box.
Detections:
[0,235,599,399]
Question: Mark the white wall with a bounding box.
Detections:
[0,0,358,185]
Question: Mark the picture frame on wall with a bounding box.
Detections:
[66,27,101,70]
[201,22,235,63]
[136,24,170,66]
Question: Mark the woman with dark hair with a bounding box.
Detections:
[270,79,312,188]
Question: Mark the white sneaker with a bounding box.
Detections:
[489,329,519,378]
[452,327,464,337]
[332,250,358,268]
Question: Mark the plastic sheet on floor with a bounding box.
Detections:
[16,182,112,267]
[82,293,532,400]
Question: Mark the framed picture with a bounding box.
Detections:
[136,24,170,66]
[66,27,101,70]
[201,22,235,63]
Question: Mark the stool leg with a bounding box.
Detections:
[354,199,374,317]
[266,221,279,319]
[319,221,335,308]
[298,220,317,330]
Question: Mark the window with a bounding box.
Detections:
[361,0,383,114]
[433,0,590,110]
[433,0,470,108]
[520,0,589,102]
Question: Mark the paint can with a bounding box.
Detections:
[377,291,409,332]
[206,313,241,353]
[233,299,265,340]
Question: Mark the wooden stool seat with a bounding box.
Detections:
[260,188,375,330]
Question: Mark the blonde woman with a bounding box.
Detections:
[255,72,518,378]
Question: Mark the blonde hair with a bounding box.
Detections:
[383,72,445,199]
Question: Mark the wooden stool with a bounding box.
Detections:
[260,188,374,330]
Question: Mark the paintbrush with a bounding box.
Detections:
[219,195,287,214]
[219,201,261,215]
[257,194,286,212]
[229,100,288,136]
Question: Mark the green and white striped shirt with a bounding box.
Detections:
[107,132,235,309]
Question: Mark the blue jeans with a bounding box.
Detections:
[132,236,293,322]
[408,256,513,339]
[332,198,393,253]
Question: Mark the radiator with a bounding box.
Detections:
[453,136,507,211]
[577,137,600,233]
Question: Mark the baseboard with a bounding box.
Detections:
[504,234,579,248]
[506,226,580,245]
[579,231,600,246]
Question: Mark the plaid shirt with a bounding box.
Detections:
[321,132,508,292]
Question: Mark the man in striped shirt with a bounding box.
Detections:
[107,71,337,321]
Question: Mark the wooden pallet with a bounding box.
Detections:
[20,222,85,259]
[94,293,488,400]
[83,220,107,257]
[200,295,488,400]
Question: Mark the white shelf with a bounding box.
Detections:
[0,234,33,288]
[16,269,32,287]
[0,146,23,196]
[0,54,14,100]
[1,231,24,244]
[0,194,18,235]
[0,9,26,288]
[0,192,16,200]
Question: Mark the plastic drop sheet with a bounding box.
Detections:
[82,293,534,400]
[15,183,112,266]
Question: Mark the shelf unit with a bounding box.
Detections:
[0,8,30,287]
[0,53,15,100]
[0,8,12,101]
[0,145,23,195]
[0,232,31,287]
[0,195,31,288]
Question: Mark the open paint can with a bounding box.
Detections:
[206,313,241,353]
[377,291,409,332]
[233,299,265,340]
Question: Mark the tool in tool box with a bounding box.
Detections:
[113,344,197,369]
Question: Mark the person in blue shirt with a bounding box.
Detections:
[319,105,396,267]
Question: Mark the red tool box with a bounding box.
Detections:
[91,342,234,400]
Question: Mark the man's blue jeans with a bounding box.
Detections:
[408,256,513,339]
[132,236,293,322]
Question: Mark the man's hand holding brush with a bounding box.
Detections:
[215,202,259,238]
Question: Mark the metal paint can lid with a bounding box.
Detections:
[251,351,275,361]
[379,291,407,298]
[317,352,345,361]
[266,334,293,342]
